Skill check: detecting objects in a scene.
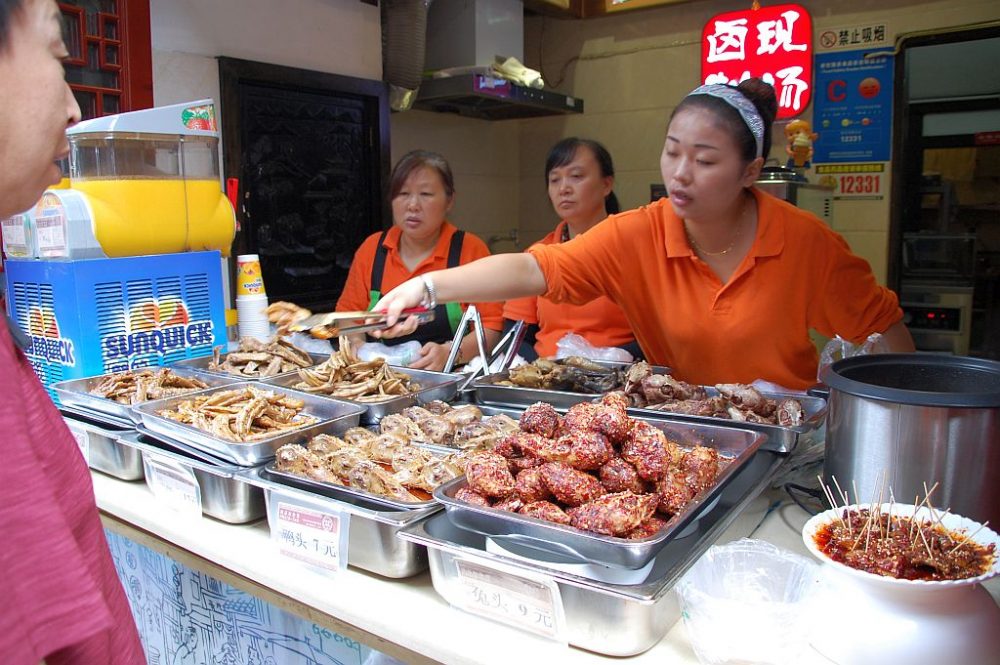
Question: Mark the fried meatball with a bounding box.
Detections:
[455,485,491,507]
[519,500,572,526]
[559,429,613,470]
[492,495,525,513]
[569,491,659,536]
[655,466,696,515]
[599,456,646,493]
[625,516,669,540]
[682,446,721,493]
[620,421,671,481]
[514,466,552,503]
[519,402,561,438]
[508,455,544,474]
[539,462,605,507]
[560,401,598,434]
[465,451,517,498]
[589,401,632,444]
[516,432,572,464]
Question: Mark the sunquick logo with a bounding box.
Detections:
[23,306,76,366]
[102,297,214,361]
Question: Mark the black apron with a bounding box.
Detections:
[367,229,465,346]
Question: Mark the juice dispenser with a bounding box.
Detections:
[66,99,235,257]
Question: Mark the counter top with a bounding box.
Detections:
[92,471,999,664]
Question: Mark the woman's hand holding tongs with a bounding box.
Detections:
[369,277,429,340]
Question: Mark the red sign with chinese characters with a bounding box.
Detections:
[701,4,813,119]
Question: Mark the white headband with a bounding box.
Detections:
[690,84,765,159]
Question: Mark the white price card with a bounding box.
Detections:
[67,424,89,464]
[144,456,202,518]
[272,500,349,573]
[453,558,566,641]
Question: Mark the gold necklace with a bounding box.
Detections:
[685,195,750,257]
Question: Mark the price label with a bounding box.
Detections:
[144,457,202,518]
[67,424,89,464]
[272,500,348,573]
[453,559,566,641]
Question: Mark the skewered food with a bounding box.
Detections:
[291,336,420,402]
[814,506,996,581]
[273,426,464,502]
[156,386,318,441]
[89,368,210,404]
[457,392,725,537]
[624,362,805,426]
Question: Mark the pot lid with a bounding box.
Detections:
[821,354,1000,408]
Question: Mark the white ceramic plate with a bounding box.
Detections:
[802,503,1000,588]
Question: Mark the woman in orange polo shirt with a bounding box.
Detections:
[371,80,914,389]
[503,137,639,360]
[336,150,502,371]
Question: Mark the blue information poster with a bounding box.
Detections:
[813,48,894,163]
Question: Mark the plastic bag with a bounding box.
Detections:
[675,539,819,665]
[554,332,633,363]
[357,340,422,367]
[817,332,888,381]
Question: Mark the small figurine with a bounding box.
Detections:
[785,119,818,170]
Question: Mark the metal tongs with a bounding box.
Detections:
[444,305,526,391]
[287,306,434,338]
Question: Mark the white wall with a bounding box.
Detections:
[149,0,381,105]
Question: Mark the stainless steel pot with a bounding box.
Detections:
[820,354,1000,526]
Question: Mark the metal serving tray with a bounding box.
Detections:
[131,382,367,466]
[473,361,670,405]
[474,374,826,454]
[52,367,240,425]
[260,366,462,424]
[116,429,266,524]
[171,351,329,381]
[401,448,784,656]
[61,407,142,481]
[434,416,766,569]
[244,466,440,578]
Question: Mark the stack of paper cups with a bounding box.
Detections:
[235,254,270,340]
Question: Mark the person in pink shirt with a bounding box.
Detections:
[0,1,144,662]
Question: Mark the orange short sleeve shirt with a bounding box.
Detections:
[527,189,903,389]
[337,222,503,331]
[503,221,636,357]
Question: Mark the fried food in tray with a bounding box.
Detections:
[290,336,420,402]
[88,368,211,404]
[273,430,466,504]
[456,393,726,539]
[623,362,805,426]
[210,336,315,378]
[499,356,634,394]
[155,385,319,442]
[378,401,520,450]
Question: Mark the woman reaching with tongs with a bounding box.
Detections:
[370,80,914,390]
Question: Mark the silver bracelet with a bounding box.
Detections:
[419,274,437,310]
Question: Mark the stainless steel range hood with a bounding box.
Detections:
[413,73,584,120]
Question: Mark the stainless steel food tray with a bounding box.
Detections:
[401,447,784,656]
[473,361,670,404]
[61,407,142,481]
[171,351,329,381]
[116,429,266,524]
[474,373,826,454]
[131,382,367,466]
[434,416,766,569]
[261,366,462,424]
[243,466,440,578]
[52,367,240,424]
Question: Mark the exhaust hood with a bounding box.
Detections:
[414,73,584,120]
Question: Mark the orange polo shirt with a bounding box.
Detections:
[337,221,503,331]
[528,189,903,389]
[504,221,636,357]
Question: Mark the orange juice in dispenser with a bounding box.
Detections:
[66,99,235,258]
